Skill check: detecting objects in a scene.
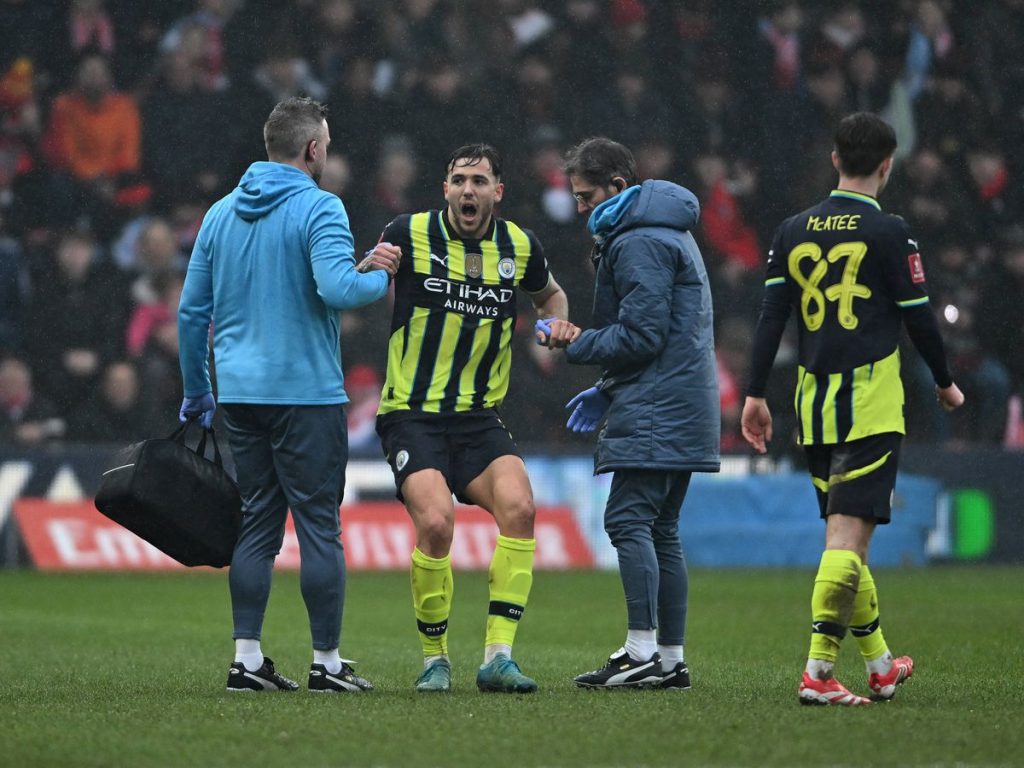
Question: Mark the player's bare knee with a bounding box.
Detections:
[415,509,454,554]
[495,495,535,537]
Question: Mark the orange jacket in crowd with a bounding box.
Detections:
[43,91,140,181]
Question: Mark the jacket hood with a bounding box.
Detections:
[233,162,317,221]
[588,179,700,240]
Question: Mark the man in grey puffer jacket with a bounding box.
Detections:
[541,137,720,689]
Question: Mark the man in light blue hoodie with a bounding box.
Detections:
[548,137,720,690]
[178,97,399,693]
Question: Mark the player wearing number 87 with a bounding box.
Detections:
[741,112,964,706]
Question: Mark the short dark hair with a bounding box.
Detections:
[445,143,502,180]
[563,137,639,187]
[263,97,328,160]
[833,112,897,177]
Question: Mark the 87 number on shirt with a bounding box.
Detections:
[787,240,872,331]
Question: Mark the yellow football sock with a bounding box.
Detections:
[411,547,453,658]
[485,535,535,649]
[850,564,889,662]
[808,549,862,662]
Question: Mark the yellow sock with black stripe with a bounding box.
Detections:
[485,535,535,652]
[850,564,893,673]
[808,549,862,663]
[411,548,453,658]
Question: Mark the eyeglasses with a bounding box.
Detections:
[572,179,618,205]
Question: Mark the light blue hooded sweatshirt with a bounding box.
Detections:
[178,162,388,404]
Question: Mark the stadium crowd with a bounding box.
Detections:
[0,0,1021,452]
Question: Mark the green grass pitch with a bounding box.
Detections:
[1,566,1021,767]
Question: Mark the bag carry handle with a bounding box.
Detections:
[172,419,225,468]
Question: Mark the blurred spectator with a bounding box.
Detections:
[345,363,382,452]
[0,222,27,354]
[326,55,396,180]
[965,146,1022,235]
[0,2,58,84]
[27,230,128,413]
[69,359,154,442]
[978,235,1024,398]
[677,66,750,166]
[754,0,805,95]
[592,65,674,149]
[914,56,990,163]
[501,0,556,51]
[817,2,868,61]
[902,0,955,100]
[360,139,420,247]
[406,58,478,165]
[967,0,1024,142]
[845,43,890,113]
[126,271,183,358]
[123,217,186,304]
[797,65,852,199]
[232,40,325,169]
[41,52,145,237]
[53,0,118,87]
[887,147,972,245]
[716,317,754,453]
[0,54,41,217]
[904,242,1011,443]
[159,0,238,93]
[695,152,762,274]
[0,357,64,445]
[135,304,183,435]
[142,49,230,204]
[305,0,366,89]
[549,0,615,102]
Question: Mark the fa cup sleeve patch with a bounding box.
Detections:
[908,253,926,284]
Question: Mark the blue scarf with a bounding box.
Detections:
[587,185,641,241]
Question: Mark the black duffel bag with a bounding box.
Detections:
[94,422,242,567]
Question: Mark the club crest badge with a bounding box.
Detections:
[465,253,483,278]
[498,257,516,279]
[396,450,409,472]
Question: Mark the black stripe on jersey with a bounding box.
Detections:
[811,373,829,444]
[409,312,446,408]
[427,212,449,277]
[472,320,504,410]
[407,214,451,407]
[836,370,855,442]
[441,318,480,411]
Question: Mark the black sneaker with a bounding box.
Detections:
[226,656,299,692]
[308,662,374,692]
[658,662,691,690]
[575,650,662,689]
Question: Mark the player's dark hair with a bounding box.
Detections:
[563,137,639,187]
[833,112,897,178]
[445,143,502,180]
[264,97,328,160]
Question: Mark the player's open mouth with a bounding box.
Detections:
[460,203,478,218]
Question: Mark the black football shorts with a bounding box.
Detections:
[375,409,521,503]
[804,431,902,524]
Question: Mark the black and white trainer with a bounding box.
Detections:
[226,657,299,692]
[308,662,374,693]
[574,650,662,689]
[658,662,691,690]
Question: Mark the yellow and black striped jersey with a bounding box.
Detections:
[748,189,947,445]
[376,208,550,416]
